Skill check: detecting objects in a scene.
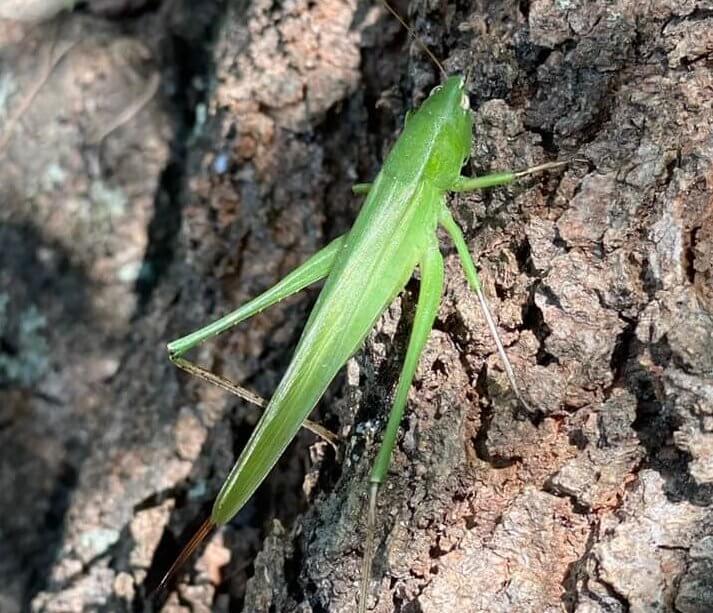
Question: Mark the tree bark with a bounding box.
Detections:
[1,1,711,612]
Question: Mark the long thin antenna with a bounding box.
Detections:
[381,0,447,79]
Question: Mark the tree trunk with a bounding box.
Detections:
[1,1,711,612]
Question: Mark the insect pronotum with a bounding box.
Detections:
[157,3,567,610]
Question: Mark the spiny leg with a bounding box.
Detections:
[439,206,533,412]
[359,241,444,613]
[168,235,347,448]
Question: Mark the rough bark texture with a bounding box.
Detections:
[1,1,712,612]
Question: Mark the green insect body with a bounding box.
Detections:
[162,74,564,608]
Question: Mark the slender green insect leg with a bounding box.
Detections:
[352,182,372,195]
[439,206,533,412]
[359,242,444,613]
[167,234,346,359]
[172,355,337,448]
[449,160,568,192]
[167,235,346,447]
[172,357,267,407]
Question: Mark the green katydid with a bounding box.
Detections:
[156,8,567,610]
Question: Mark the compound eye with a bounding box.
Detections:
[460,93,470,110]
[430,84,443,96]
